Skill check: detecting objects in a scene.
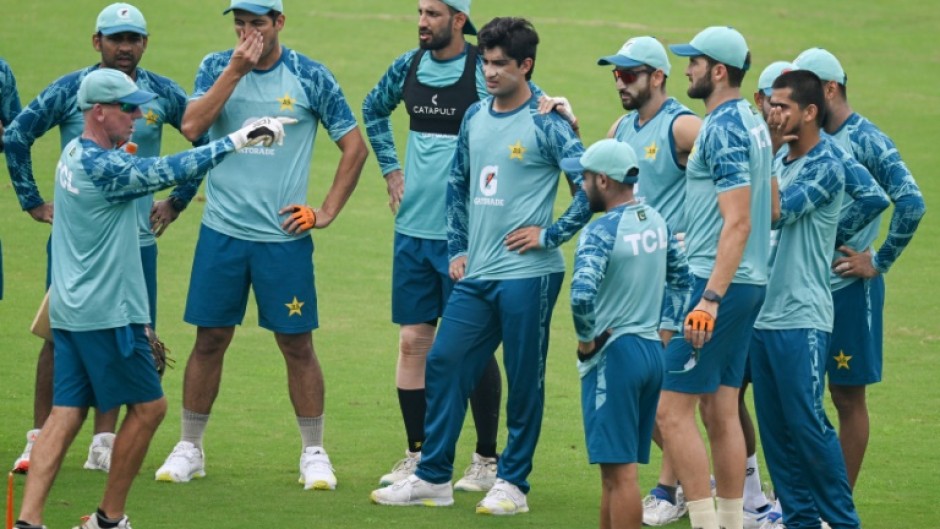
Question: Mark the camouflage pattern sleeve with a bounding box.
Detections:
[0,59,21,128]
[152,72,209,206]
[361,50,417,176]
[5,70,85,210]
[289,51,358,143]
[446,103,481,261]
[84,137,235,203]
[661,229,692,332]
[772,157,843,229]
[835,144,889,247]
[571,217,617,342]
[533,109,590,249]
[851,121,926,273]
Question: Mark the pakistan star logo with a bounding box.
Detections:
[143,109,159,126]
[508,140,526,161]
[277,92,296,111]
[645,141,658,160]
[833,351,852,370]
[285,296,305,317]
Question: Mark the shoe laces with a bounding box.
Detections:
[390,455,419,473]
[486,481,522,505]
[167,443,199,463]
[302,450,333,474]
[463,456,495,480]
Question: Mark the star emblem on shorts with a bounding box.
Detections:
[143,109,159,126]
[645,141,658,160]
[509,140,526,161]
[285,296,304,317]
[277,92,296,111]
[833,351,852,370]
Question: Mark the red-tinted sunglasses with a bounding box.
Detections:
[612,68,654,84]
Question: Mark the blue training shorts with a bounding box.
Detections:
[581,334,663,465]
[827,275,884,386]
[185,224,318,334]
[663,277,766,394]
[52,324,163,412]
[392,233,452,325]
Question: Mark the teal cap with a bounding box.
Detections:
[96,3,147,36]
[78,69,156,110]
[440,0,476,35]
[223,0,283,15]
[670,26,750,71]
[560,139,640,184]
[793,48,846,85]
[758,61,795,95]
[598,36,671,76]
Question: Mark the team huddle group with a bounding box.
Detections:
[0,0,925,528]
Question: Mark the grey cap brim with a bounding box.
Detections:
[597,55,645,68]
[223,3,272,15]
[669,43,703,57]
[99,25,148,36]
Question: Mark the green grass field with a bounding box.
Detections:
[1,1,938,527]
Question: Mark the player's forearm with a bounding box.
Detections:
[181,69,242,142]
[317,130,368,222]
[662,235,692,331]
[4,132,43,210]
[707,214,750,295]
[362,116,401,176]
[542,189,592,249]
[873,192,926,273]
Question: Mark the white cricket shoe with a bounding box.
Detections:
[154,441,205,482]
[642,489,686,526]
[73,513,132,529]
[13,429,40,474]
[370,474,454,507]
[758,511,784,529]
[83,433,114,472]
[744,502,775,529]
[476,478,529,515]
[379,450,420,486]
[299,446,336,490]
[454,453,497,492]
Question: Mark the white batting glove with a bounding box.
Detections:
[227,116,298,150]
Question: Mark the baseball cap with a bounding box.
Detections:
[669,26,750,71]
[223,0,283,15]
[78,69,156,111]
[96,3,148,36]
[598,36,671,76]
[440,0,476,35]
[560,139,640,184]
[793,48,847,85]
[757,61,795,96]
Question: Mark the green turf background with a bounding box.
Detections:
[1,1,937,527]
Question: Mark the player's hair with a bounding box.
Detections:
[266,10,282,23]
[705,53,748,88]
[773,69,826,127]
[477,17,539,81]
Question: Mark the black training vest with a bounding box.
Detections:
[403,45,480,135]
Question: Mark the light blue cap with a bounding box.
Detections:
[670,26,750,71]
[560,139,640,184]
[223,0,283,15]
[793,48,846,85]
[758,61,795,95]
[598,36,671,76]
[440,0,476,35]
[78,69,156,110]
[96,3,147,36]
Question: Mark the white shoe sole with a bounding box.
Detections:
[155,469,205,483]
[369,491,453,507]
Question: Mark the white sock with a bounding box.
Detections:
[744,454,770,510]
[297,415,324,449]
[717,497,744,529]
[687,498,719,529]
[181,409,210,449]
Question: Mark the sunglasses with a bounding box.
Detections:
[612,68,654,84]
[103,102,140,113]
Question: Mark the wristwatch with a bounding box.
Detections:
[168,196,187,213]
[702,289,722,304]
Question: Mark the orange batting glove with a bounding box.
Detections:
[684,309,715,349]
[281,204,317,234]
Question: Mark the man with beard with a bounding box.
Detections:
[657,27,772,529]
[361,0,504,491]
[362,0,574,491]
[153,0,369,491]
[565,138,691,529]
[5,2,206,475]
[751,69,863,529]
[595,35,700,526]
[371,17,589,515]
[793,47,925,493]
